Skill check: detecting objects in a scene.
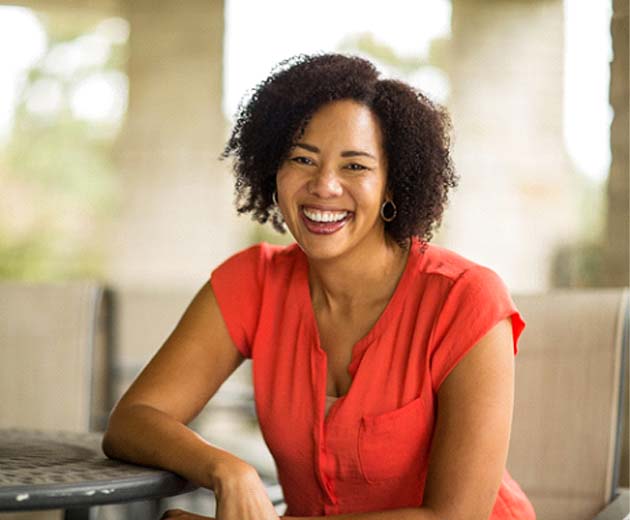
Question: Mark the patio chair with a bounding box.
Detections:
[510,288,629,520]
[0,282,111,520]
[0,281,110,433]
[109,285,254,414]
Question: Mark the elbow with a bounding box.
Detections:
[101,404,131,460]
[101,430,115,459]
[100,402,160,461]
[101,412,121,459]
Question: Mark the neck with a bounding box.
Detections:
[307,235,410,313]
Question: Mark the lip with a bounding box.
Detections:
[301,204,351,212]
[299,206,353,235]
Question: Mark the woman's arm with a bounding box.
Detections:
[102,282,279,519]
[283,317,515,520]
[420,317,514,520]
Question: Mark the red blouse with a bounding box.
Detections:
[210,240,536,519]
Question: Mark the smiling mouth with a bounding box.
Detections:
[300,206,353,235]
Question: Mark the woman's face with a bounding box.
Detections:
[276,99,388,262]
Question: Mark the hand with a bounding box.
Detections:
[212,459,280,520]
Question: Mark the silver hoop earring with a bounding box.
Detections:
[380,199,397,222]
[272,190,279,206]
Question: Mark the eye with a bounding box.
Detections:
[290,156,314,166]
[345,162,368,171]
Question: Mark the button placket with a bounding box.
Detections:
[312,346,338,505]
[321,441,339,502]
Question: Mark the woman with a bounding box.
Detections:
[103,54,536,520]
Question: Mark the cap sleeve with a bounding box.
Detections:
[429,265,526,393]
[210,244,268,358]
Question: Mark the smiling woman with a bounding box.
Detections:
[102,54,536,520]
[276,101,387,260]
[223,54,456,247]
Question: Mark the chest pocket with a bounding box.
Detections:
[358,395,434,483]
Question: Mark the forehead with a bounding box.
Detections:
[299,100,384,151]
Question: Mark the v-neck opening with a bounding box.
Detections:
[298,239,422,402]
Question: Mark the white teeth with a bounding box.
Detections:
[303,208,349,223]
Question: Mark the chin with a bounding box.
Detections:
[303,245,347,262]
[293,233,356,262]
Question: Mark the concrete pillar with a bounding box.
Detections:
[609,0,629,489]
[107,0,249,288]
[444,0,579,291]
[606,0,629,288]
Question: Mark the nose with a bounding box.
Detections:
[307,165,343,198]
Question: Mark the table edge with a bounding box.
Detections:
[0,471,198,511]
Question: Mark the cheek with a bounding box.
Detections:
[276,168,307,215]
[356,176,386,206]
[276,167,301,194]
[276,166,296,191]
[275,172,290,203]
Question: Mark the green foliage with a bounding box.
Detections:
[0,222,105,280]
[338,33,427,73]
[0,10,127,281]
[6,114,117,207]
[336,30,451,109]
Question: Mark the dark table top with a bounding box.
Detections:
[0,428,197,511]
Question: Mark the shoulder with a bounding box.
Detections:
[423,244,524,391]
[212,241,301,280]
[415,242,506,291]
[209,242,302,356]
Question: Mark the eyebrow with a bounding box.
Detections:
[293,142,377,160]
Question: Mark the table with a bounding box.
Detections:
[0,428,197,518]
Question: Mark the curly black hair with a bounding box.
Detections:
[222,53,458,246]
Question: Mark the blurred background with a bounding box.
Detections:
[0,0,627,517]
[0,0,626,290]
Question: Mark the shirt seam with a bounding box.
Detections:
[426,266,477,394]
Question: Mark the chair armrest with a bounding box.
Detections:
[265,482,284,506]
[593,488,630,520]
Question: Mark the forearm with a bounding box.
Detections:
[102,403,248,490]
